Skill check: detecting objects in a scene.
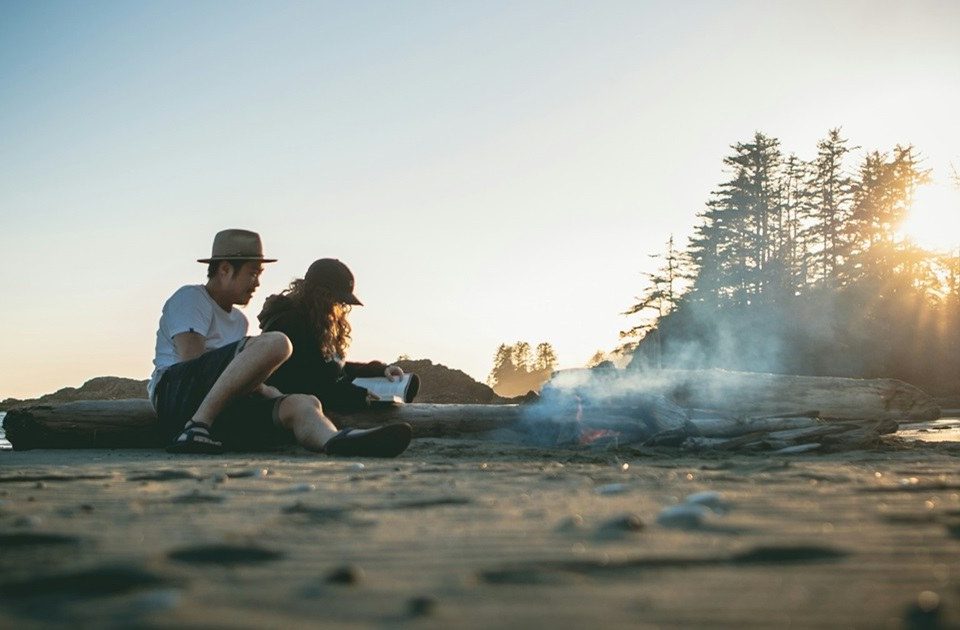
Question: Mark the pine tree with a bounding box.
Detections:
[533,342,558,372]
[804,129,856,287]
[487,343,515,389]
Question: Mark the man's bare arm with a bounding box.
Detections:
[173,332,207,362]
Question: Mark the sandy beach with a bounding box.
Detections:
[1,432,959,629]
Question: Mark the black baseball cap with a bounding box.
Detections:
[305,258,363,305]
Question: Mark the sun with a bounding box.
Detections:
[900,181,960,252]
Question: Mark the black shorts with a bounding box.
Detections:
[153,339,292,450]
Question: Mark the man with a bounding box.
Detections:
[148,229,411,456]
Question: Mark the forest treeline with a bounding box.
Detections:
[487,341,558,397]
[623,129,960,395]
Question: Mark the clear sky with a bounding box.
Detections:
[1,0,958,399]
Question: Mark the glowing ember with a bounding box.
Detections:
[578,429,620,445]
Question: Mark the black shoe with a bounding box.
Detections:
[323,423,412,458]
[167,421,224,455]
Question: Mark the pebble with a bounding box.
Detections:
[211,473,229,484]
[34,481,47,489]
[408,595,439,617]
[683,491,730,513]
[325,565,364,585]
[349,463,366,472]
[596,483,629,495]
[597,513,645,536]
[556,514,586,532]
[80,503,94,512]
[656,504,710,529]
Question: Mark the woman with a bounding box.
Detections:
[257,258,413,412]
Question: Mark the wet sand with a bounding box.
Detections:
[1,437,959,628]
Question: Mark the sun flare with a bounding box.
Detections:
[900,181,960,252]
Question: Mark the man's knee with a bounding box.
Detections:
[248,331,292,363]
[277,394,323,427]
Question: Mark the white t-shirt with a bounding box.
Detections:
[147,285,249,402]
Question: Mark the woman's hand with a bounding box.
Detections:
[384,365,404,382]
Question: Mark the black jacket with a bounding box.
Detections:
[258,295,387,412]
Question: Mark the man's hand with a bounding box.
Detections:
[257,384,284,399]
[384,365,404,382]
[172,332,207,362]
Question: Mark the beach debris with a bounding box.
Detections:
[167,544,283,565]
[595,483,629,495]
[407,595,439,617]
[656,504,711,529]
[325,565,364,585]
[683,491,731,514]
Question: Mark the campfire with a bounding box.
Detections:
[520,367,938,453]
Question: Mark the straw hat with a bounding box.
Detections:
[197,229,277,263]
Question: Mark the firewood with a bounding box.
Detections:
[551,368,939,421]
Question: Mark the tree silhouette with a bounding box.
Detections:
[621,130,960,396]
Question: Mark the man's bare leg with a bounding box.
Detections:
[276,394,339,451]
[191,332,292,428]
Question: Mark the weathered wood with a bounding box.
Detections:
[2,400,524,450]
[3,400,163,450]
[689,414,822,438]
[550,368,940,421]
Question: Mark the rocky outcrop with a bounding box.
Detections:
[1,377,149,411]
[394,358,509,404]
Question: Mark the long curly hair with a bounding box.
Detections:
[281,278,352,359]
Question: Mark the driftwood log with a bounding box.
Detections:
[549,368,940,422]
[2,369,939,451]
[2,400,523,450]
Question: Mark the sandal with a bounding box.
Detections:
[323,423,412,458]
[167,421,224,454]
